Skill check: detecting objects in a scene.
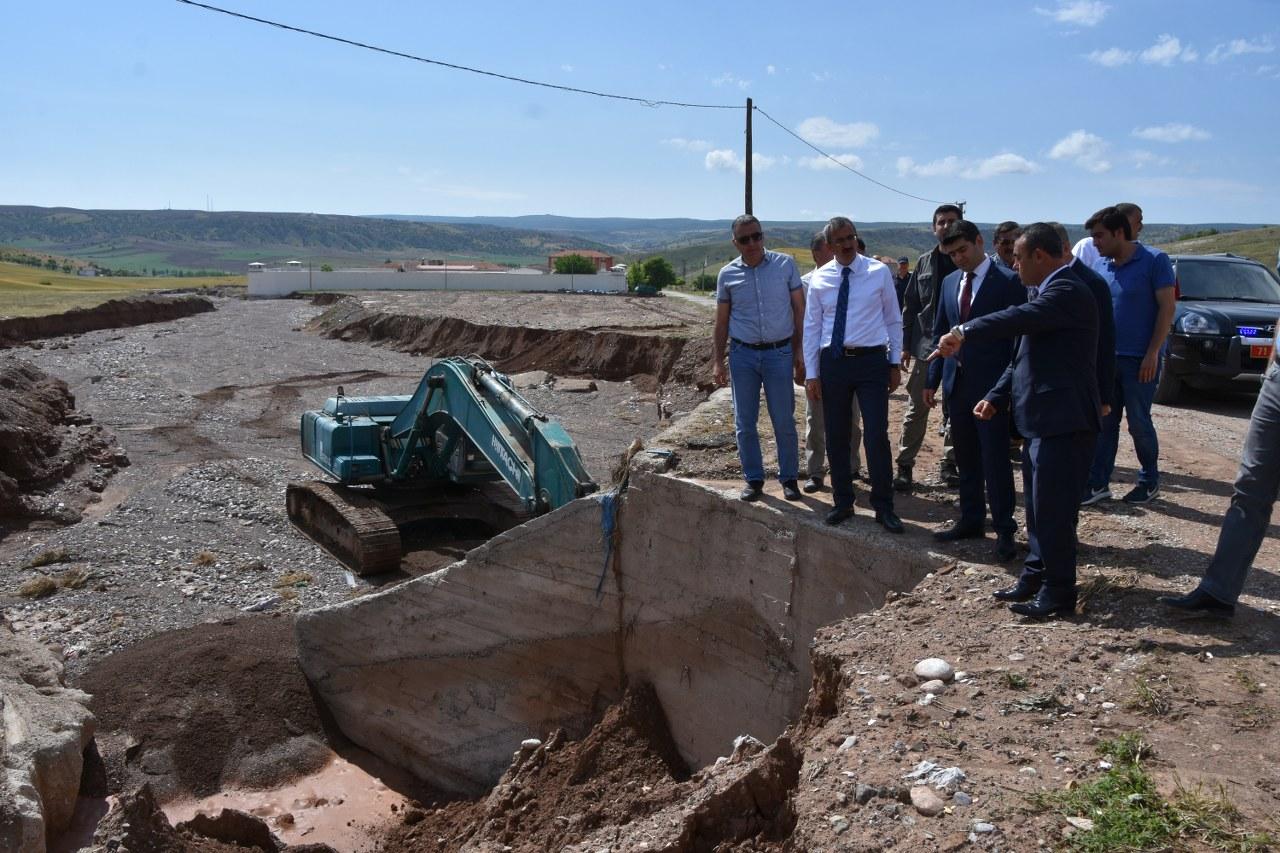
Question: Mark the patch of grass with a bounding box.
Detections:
[1003,672,1029,690]
[1128,675,1174,717]
[24,548,72,568]
[1034,734,1275,851]
[1157,225,1280,268]
[17,576,58,598]
[1233,668,1264,695]
[56,568,91,590]
[274,570,314,588]
[0,260,243,318]
[193,550,217,567]
[1231,703,1276,731]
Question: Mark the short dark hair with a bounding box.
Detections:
[1115,202,1142,219]
[1084,206,1132,240]
[1046,221,1072,254]
[856,236,867,252]
[822,216,856,243]
[940,219,982,247]
[731,214,761,235]
[933,204,963,225]
[993,220,1021,238]
[1019,222,1063,258]
[810,231,828,252]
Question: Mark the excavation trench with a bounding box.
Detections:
[296,469,945,798]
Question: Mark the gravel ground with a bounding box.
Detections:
[0,296,693,679]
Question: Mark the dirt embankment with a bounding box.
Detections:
[0,295,216,347]
[0,358,127,532]
[308,297,716,388]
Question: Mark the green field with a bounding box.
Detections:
[0,262,245,318]
[1156,225,1280,267]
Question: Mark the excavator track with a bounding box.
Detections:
[286,481,402,576]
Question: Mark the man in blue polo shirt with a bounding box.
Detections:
[713,214,806,502]
[1081,205,1176,505]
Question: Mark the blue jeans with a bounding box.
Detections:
[729,341,799,483]
[1089,355,1160,489]
[1198,362,1280,604]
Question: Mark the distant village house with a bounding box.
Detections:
[547,249,614,273]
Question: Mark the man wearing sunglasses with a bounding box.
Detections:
[713,215,806,502]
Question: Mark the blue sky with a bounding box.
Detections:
[3,1,1277,224]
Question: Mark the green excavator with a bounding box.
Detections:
[287,356,597,575]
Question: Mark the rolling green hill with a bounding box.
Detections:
[1155,226,1279,267]
[0,206,615,274]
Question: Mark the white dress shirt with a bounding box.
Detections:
[961,256,993,308]
[1072,236,1100,269]
[802,253,903,379]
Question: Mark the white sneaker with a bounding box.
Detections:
[1080,485,1112,506]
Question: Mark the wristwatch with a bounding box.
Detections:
[950,323,967,340]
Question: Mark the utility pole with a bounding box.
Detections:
[744,98,753,215]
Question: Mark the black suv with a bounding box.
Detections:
[1157,253,1280,403]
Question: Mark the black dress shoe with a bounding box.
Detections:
[781,480,802,501]
[995,531,1017,561]
[875,510,904,534]
[1009,588,1076,619]
[892,468,913,492]
[825,505,856,526]
[802,477,823,494]
[933,522,984,542]
[1158,587,1235,618]
[740,481,764,502]
[993,577,1041,602]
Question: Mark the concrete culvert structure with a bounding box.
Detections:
[296,468,945,794]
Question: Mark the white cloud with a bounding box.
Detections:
[1132,123,1211,143]
[766,64,776,75]
[966,153,1041,179]
[1049,130,1112,173]
[811,71,832,82]
[1086,47,1134,67]
[1207,37,1275,63]
[795,116,879,148]
[1140,34,1197,66]
[896,153,1039,180]
[560,64,574,72]
[661,137,714,152]
[712,72,752,90]
[704,150,775,173]
[1036,0,1109,26]
[799,153,865,171]
[1129,149,1174,169]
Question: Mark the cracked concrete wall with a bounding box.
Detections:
[296,472,942,793]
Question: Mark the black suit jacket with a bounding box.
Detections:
[927,262,1027,401]
[1071,258,1117,398]
[963,267,1100,439]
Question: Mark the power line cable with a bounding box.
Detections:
[752,105,957,207]
[174,0,741,110]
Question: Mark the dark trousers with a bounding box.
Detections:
[948,379,1016,534]
[1199,363,1280,604]
[1019,430,1095,592]
[819,347,893,513]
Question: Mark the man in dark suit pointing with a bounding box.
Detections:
[925,220,1026,561]
[932,223,1100,618]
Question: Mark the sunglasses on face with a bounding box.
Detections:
[735,232,764,245]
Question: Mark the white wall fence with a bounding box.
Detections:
[247,269,626,297]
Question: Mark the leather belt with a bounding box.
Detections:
[732,337,791,350]
[842,345,887,357]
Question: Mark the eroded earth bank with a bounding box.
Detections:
[1,292,1277,852]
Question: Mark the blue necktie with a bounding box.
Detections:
[830,265,851,350]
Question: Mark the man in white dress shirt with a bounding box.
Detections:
[803,217,905,533]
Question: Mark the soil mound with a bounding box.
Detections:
[76,615,331,801]
[379,683,692,852]
[309,299,715,388]
[0,294,215,346]
[0,358,126,533]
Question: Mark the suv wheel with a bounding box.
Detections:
[1154,353,1182,405]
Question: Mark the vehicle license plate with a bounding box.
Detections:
[1250,344,1273,360]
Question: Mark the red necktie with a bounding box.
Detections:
[959,271,974,322]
